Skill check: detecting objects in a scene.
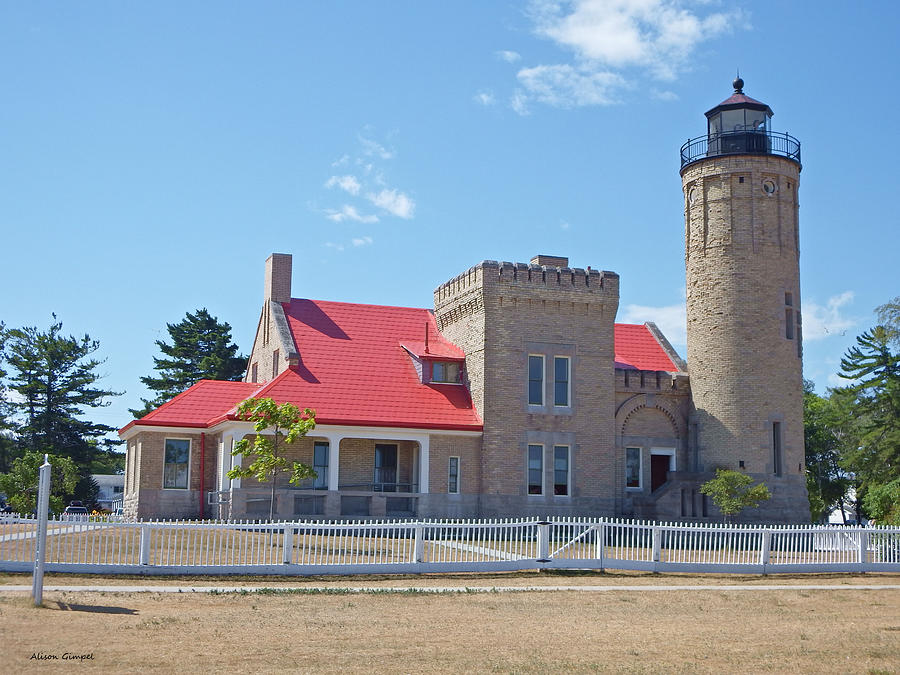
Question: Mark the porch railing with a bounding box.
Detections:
[1,514,897,576]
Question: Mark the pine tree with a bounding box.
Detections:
[131,308,246,417]
[0,323,19,473]
[837,325,900,492]
[4,317,121,463]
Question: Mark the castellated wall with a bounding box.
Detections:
[681,154,807,515]
[435,259,620,516]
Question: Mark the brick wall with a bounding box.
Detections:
[681,153,808,516]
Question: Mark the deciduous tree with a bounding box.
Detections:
[0,450,80,514]
[227,398,316,522]
[700,469,771,521]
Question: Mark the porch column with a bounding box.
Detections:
[222,431,241,489]
[417,435,430,494]
[324,434,341,491]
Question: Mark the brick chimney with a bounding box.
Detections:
[264,253,292,304]
[530,254,569,268]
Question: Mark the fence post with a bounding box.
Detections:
[651,525,661,564]
[537,521,551,563]
[857,529,869,570]
[139,524,150,566]
[413,522,424,563]
[31,454,51,607]
[595,521,606,570]
[283,525,294,565]
[759,529,772,574]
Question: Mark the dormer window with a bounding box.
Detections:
[432,361,461,384]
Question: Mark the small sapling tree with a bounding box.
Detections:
[227,398,316,522]
[700,469,771,521]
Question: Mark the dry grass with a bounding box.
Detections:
[1,576,898,673]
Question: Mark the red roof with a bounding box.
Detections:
[614,323,680,372]
[122,303,681,435]
[120,380,260,433]
[272,300,481,430]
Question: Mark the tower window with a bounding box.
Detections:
[773,422,783,476]
[785,292,793,306]
[785,308,794,339]
[554,357,570,407]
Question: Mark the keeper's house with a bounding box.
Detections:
[120,252,687,522]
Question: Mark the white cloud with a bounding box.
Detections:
[513,0,742,110]
[326,204,379,224]
[352,236,374,247]
[325,174,361,195]
[496,50,522,63]
[511,89,531,115]
[620,302,687,348]
[651,88,679,101]
[324,242,345,252]
[517,63,623,108]
[367,188,416,219]
[474,90,496,106]
[331,154,350,168]
[802,291,856,341]
[560,221,571,230]
[359,135,394,160]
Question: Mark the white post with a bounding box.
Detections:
[417,436,430,494]
[857,529,869,569]
[651,526,662,563]
[537,521,551,562]
[139,524,150,565]
[283,525,294,564]
[760,530,772,572]
[413,523,424,563]
[326,435,340,491]
[31,454,51,607]
[595,521,606,569]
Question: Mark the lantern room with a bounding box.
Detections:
[705,77,774,155]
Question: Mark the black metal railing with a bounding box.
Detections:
[680,130,801,169]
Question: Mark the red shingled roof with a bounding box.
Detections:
[119,380,260,433]
[121,303,681,434]
[272,299,481,430]
[614,323,680,372]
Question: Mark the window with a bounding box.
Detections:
[528,355,544,405]
[250,362,258,383]
[163,439,190,489]
[554,357,570,407]
[773,422,783,476]
[448,457,460,494]
[433,361,461,383]
[785,308,794,339]
[113,485,123,493]
[625,447,641,489]
[528,444,544,495]
[313,442,328,489]
[272,350,280,379]
[553,445,570,496]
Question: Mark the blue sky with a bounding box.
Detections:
[2,1,898,433]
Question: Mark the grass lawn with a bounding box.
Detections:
[1,571,898,673]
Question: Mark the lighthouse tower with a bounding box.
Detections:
[680,78,809,522]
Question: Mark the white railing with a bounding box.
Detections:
[1,514,898,576]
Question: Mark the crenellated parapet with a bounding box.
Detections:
[615,369,690,394]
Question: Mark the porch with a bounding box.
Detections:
[212,425,432,519]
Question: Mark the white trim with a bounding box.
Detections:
[418,437,430,495]
[162,437,192,491]
[650,447,676,472]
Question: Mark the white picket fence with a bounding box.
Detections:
[1,514,898,576]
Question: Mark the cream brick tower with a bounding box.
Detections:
[680,78,809,522]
